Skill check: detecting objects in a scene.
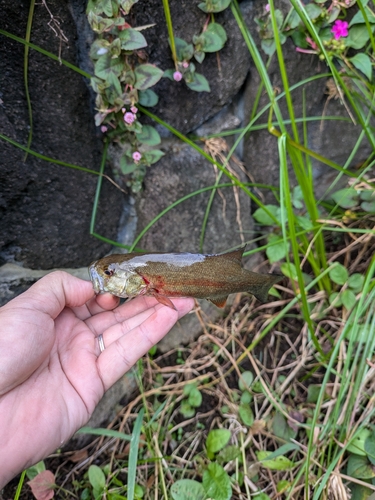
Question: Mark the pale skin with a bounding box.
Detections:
[0,271,194,488]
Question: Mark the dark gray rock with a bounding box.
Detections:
[0,0,125,269]
[133,139,253,253]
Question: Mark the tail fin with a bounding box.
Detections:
[252,274,283,303]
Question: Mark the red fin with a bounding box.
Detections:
[220,246,246,264]
[209,296,228,308]
[151,292,177,310]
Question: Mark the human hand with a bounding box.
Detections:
[0,271,194,487]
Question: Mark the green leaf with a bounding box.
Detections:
[331,188,359,208]
[347,428,372,456]
[261,38,276,56]
[238,371,254,391]
[206,429,231,456]
[188,387,202,408]
[174,37,194,61]
[185,72,210,92]
[329,292,343,307]
[350,7,375,26]
[87,12,114,33]
[134,64,164,90]
[180,400,195,418]
[252,494,271,500]
[342,289,356,310]
[280,262,301,282]
[26,461,46,480]
[216,445,241,464]
[198,0,232,14]
[170,479,206,500]
[329,263,349,285]
[136,125,161,146]
[361,200,375,212]
[271,412,297,441]
[305,3,322,20]
[288,10,301,29]
[240,391,252,404]
[118,28,147,50]
[202,463,232,500]
[198,23,227,52]
[253,204,279,225]
[348,273,365,292]
[346,25,371,50]
[347,454,375,479]
[120,155,137,175]
[350,53,372,80]
[364,431,375,465]
[138,89,159,107]
[238,404,254,426]
[256,451,295,471]
[307,385,322,404]
[266,234,289,263]
[120,0,140,15]
[94,54,123,80]
[143,149,165,165]
[88,465,106,492]
[194,51,205,63]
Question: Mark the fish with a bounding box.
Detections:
[89,246,283,310]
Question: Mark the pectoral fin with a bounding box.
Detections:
[208,296,228,308]
[151,291,177,310]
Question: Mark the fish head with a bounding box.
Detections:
[89,260,147,298]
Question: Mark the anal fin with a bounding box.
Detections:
[208,296,228,308]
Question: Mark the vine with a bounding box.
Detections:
[86,0,229,192]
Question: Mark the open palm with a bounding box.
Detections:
[0,271,194,487]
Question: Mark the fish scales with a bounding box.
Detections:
[89,247,283,309]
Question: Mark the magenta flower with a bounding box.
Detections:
[132,151,142,162]
[265,3,270,12]
[173,71,183,82]
[130,106,138,114]
[331,20,349,40]
[124,112,135,124]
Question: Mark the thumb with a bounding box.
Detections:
[15,271,95,319]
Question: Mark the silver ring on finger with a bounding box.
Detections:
[98,333,106,353]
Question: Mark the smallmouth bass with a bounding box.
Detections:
[89,247,283,309]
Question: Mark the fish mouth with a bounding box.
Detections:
[89,264,105,294]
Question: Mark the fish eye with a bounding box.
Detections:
[104,269,114,277]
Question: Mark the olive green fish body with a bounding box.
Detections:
[89,247,282,309]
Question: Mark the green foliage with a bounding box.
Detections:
[206,429,231,458]
[180,382,203,417]
[202,462,232,500]
[256,450,295,471]
[170,479,206,500]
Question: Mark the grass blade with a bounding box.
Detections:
[127,408,145,500]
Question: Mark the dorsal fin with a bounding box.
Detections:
[220,246,246,264]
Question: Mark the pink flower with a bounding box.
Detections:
[265,3,270,12]
[182,61,189,69]
[130,106,138,114]
[124,112,135,124]
[100,125,108,133]
[132,151,142,162]
[331,20,349,40]
[173,71,183,82]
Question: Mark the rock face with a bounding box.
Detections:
[0,0,125,270]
